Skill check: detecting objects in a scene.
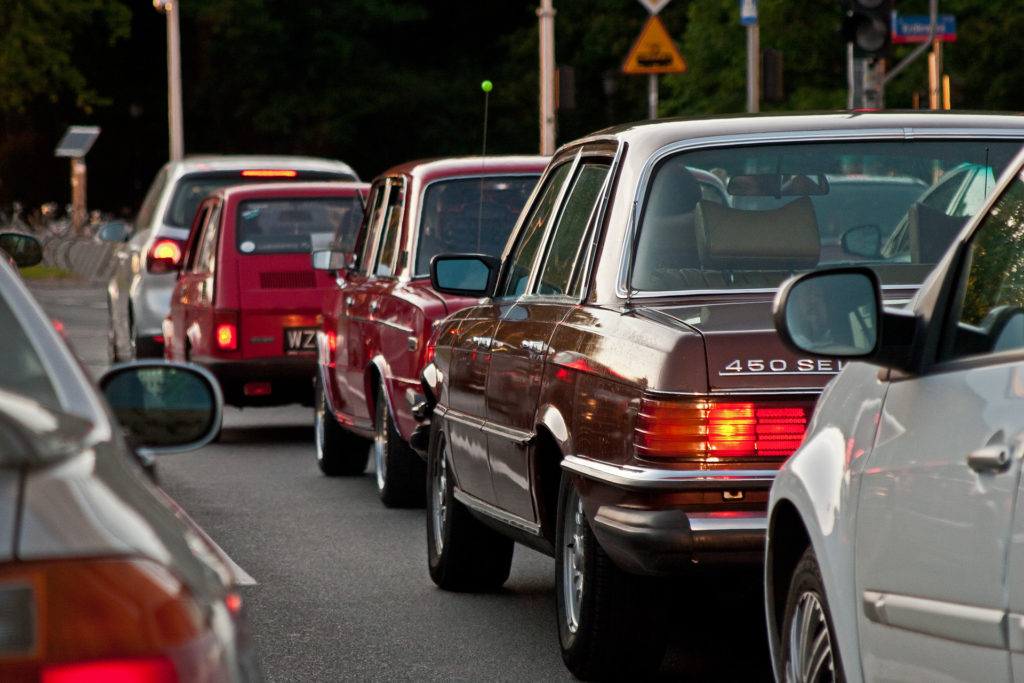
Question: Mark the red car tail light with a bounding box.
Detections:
[0,557,217,683]
[634,397,810,461]
[214,310,238,352]
[146,239,186,274]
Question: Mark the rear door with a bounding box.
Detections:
[484,156,613,521]
[855,174,1024,681]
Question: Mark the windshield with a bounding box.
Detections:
[414,175,540,276]
[236,196,364,254]
[632,140,1021,292]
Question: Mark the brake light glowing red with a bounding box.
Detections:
[635,398,809,460]
[241,169,298,177]
[216,324,236,351]
[146,239,185,274]
[327,330,337,353]
[42,657,177,683]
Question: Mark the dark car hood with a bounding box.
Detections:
[642,298,850,392]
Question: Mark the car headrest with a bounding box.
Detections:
[695,197,820,270]
[907,202,965,264]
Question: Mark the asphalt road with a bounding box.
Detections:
[28,277,773,682]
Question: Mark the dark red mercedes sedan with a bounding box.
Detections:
[418,112,1024,679]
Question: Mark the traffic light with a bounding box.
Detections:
[841,0,893,60]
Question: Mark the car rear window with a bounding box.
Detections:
[235,196,363,254]
[632,139,1023,292]
[165,171,354,228]
[414,175,540,276]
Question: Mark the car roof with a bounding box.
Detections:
[164,154,359,180]
[213,180,370,202]
[375,155,550,184]
[565,111,1024,160]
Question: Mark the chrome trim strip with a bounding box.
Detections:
[1006,612,1024,653]
[436,405,534,445]
[687,511,767,532]
[375,319,414,334]
[862,590,1007,649]
[562,454,776,490]
[453,487,541,535]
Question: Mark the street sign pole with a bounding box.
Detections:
[741,0,758,112]
[623,2,686,119]
[538,0,556,155]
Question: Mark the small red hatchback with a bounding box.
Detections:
[164,181,369,407]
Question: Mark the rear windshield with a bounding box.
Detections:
[414,175,540,275]
[632,139,1022,292]
[235,196,364,254]
[165,170,355,228]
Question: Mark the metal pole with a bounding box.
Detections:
[537,0,556,155]
[746,23,759,113]
[167,1,184,161]
[648,74,658,119]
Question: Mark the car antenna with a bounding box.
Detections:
[476,79,493,252]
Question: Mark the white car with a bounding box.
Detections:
[766,144,1024,681]
[101,155,358,360]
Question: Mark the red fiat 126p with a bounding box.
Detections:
[165,181,368,408]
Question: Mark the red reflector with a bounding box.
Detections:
[635,398,810,460]
[327,330,337,353]
[241,169,298,177]
[225,591,243,616]
[42,658,177,683]
[244,382,272,396]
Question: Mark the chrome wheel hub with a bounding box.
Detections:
[561,489,585,634]
[785,590,835,683]
[431,444,448,554]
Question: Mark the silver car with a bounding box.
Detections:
[102,155,358,360]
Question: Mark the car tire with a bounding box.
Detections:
[107,302,120,364]
[314,376,369,476]
[374,386,426,508]
[780,546,844,683]
[555,471,668,680]
[426,421,513,591]
[129,310,162,359]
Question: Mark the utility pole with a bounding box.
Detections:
[155,1,184,161]
[538,0,556,156]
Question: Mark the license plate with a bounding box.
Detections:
[284,327,317,354]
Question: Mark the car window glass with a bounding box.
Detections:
[0,294,59,409]
[135,166,169,230]
[952,166,995,217]
[183,204,212,271]
[357,185,388,275]
[235,196,361,255]
[194,203,222,273]
[948,174,1024,359]
[497,162,573,298]
[414,175,539,276]
[630,140,1021,293]
[329,196,365,253]
[374,180,405,277]
[536,160,610,296]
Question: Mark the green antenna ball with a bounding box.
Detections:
[481,80,493,93]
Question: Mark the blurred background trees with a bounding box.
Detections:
[1,0,1020,215]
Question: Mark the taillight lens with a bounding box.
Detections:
[0,557,212,683]
[634,398,810,461]
[146,239,186,274]
[214,310,238,352]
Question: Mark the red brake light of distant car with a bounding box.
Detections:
[0,558,210,683]
[634,398,810,460]
[240,169,298,178]
[215,310,238,352]
[327,330,337,353]
[146,238,186,274]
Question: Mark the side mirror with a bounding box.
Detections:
[430,254,501,297]
[98,221,131,243]
[311,248,356,273]
[0,233,43,268]
[841,224,883,259]
[774,268,880,357]
[99,361,223,455]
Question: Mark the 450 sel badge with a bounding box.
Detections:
[721,358,848,375]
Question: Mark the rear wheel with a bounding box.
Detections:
[426,422,513,591]
[314,376,369,476]
[780,547,843,683]
[555,471,668,680]
[374,386,426,508]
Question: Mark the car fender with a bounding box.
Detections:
[767,362,886,682]
[536,402,570,454]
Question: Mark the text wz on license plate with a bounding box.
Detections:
[284,327,317,354]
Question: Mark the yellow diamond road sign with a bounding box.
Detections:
[623,15,687,75]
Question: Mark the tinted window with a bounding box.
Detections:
[537,161,610,296]
[632,140,1021,292]
[235,196,362,255]
[414,175,539,276]
[497,163,572,298]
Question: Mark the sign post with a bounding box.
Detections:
[623,3,686,119]
[740,0,759,112]
[54,126,100,233]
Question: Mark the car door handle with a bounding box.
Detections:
[967,445,1010,472]
[369,300,379,314]
[470,336,493,349]
[345,296,355,308]
[521,340,547,355]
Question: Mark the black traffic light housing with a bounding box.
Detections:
[841,0,893,60]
